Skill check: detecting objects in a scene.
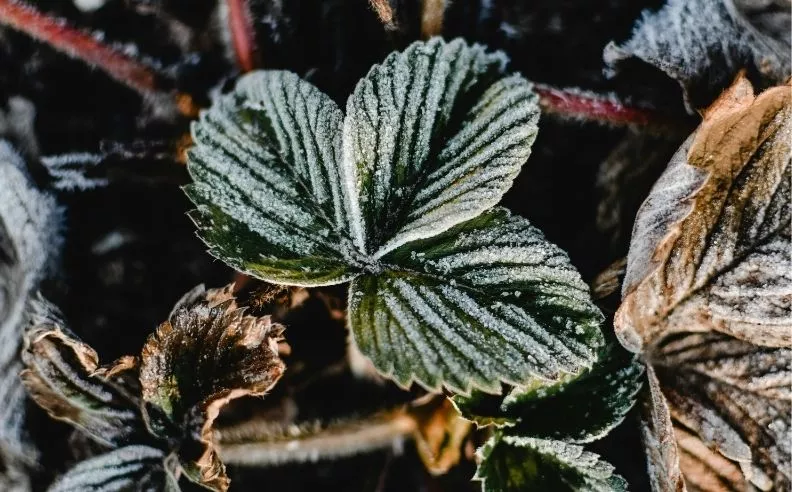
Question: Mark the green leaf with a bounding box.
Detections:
[186,71,361,286]
[453,343,644,443]
[48,445,178,492]
[349,209,604,394]
[139,285,285,491]
[20,299,146,448]
[475,433,627,492]
[343,37,539,255]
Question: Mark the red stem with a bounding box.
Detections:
[534,83,672,128]
[226,0,259,72]
[0,0,160,96]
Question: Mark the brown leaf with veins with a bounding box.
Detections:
[139,284,285,491]
[615,76,792,491]
[641,333,790,491]
[615,75,791,353]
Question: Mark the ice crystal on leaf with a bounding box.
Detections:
[186,38,604,396]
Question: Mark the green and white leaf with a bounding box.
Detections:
[48,445,179,492]
[349,209,604,394]
[343,37,539,255]
[475,433,627,492]
[186,71,361,286]
[453,343,644,442]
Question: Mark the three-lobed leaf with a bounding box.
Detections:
[187,38,603,394]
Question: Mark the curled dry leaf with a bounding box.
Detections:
[605,0,791,110]
[615,75,791,353]
[20,299,146,448]
[642,333,790,491]
[139,284,285,491]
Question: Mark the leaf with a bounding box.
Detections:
[475,433,627,492]
[349,208,604,394]
[185,71,359,286]
[604,0,791,110]
[614,76,791,353]
[0,140,61,472]
[453,343,644,443]
[48,445,179,492]
[139,284,285,491]
[20,298,146,448]
[343,37,539,255]
[642,332,791,491]
[410,397,471,475]
[639,366,686,492]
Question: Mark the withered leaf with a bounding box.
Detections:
[409,397,472,476]
[48,445,180,492]
[615,76,791,353]
[605,0,791,110]
[139,284,285,491]
[20,298,146,448]
[642,333,790,491]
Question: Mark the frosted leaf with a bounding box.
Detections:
[40,153,108,191]
[453,343,644,443]
[48,445,179,492]
[185,71,360,286]
[139,284,285,491]
[349,209,604,395]
[615,76,791,352]
[342,37,539,255]
[474,433,628,492]
[605,0,791,110]
[20,299,146,448]
[641,332,791,491]
[0,141,61,482]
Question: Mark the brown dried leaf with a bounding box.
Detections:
[20,299,145,448]
[409,396,471,475]
[139,284,285,491]
[641,333,790,491]
[615,75,791,353]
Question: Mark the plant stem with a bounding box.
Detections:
[0,0,160,95]
[533,83,681,129]
[226,0,259,72]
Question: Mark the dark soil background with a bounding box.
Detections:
[0,1,696,490]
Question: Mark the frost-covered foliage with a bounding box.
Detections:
[186,37,606,397]
[605,0,791,110]
[0,141,61,488]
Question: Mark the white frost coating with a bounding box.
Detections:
[476,434,626,491]
[49,445,165,492]
[41,153,107,191]
[349,209,603,394]
[604,0,792,110]
[0,141,61,464]
[341,37,535,256]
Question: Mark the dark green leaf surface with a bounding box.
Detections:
[475,433,627,492]
[454,343,644,442]
[343,38,539,254]
[186,71,361,286]
[349,209,604,394]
